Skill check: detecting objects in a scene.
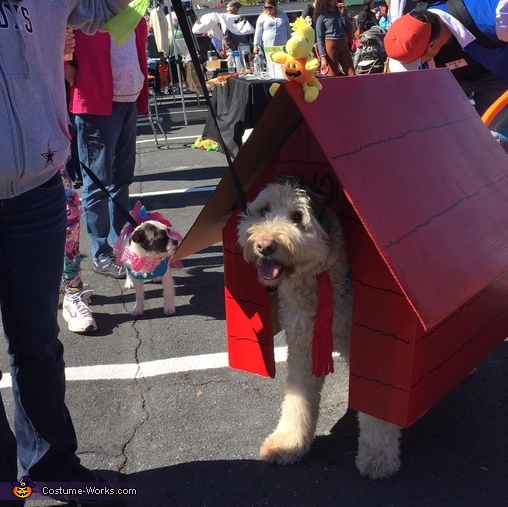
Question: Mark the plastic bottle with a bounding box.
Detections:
[242,50,251,72]
[253,54,261,77]
[226,51,235,74]
[258,52,266,74]
[233,50,244,74]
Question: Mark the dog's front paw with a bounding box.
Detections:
[130,305,144,316]
[124,277,134,290]
[163,304,176,316]
[260,431,311,465]
[355,446,401,479]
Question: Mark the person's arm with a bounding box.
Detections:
[315,16,327,67]
[283,13,292,41]
[339,5,353,32]
[253,14,265,53]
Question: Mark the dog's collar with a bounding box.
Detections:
[121,245,167,273]
[126,257,169,279]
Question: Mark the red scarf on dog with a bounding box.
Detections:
[312,270,334,377]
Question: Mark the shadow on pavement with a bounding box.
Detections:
[93,341,507,506]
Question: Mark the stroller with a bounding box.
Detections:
[353,26,387,75]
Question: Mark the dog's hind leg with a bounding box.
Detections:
[260,343,325,465]
[161,268,176,316]
[355,412,401,479]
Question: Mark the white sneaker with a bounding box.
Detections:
[62,288,97,333]
[59,283,91,307]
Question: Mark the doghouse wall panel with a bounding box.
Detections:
[407,272,508,424]
[410,275,508,383]
[224,211,276,378]
[346,218,419,425]
[346,212,508,426]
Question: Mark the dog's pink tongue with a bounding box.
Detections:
[258,260,281,280]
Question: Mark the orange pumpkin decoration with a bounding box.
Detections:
[11,477,34,499]
[12,485,32,498]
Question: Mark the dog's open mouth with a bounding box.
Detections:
[258,259,284,281]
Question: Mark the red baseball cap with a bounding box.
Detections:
[384,13,432,65]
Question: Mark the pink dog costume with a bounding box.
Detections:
[115,201,183,280]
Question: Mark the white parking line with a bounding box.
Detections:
[0,347,290,388]
[129,185,216,198]
[136,134,200,144]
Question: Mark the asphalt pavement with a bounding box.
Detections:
[0,90,507,507]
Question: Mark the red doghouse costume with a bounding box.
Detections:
[175,70,508,427]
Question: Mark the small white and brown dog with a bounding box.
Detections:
[115,203,182,316]
[237,178,402,479]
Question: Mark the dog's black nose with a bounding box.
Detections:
[172,239,179,247]
[256,240,277,257]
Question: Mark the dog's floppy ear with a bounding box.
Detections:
[131,228,147,244]
[305,184,328,222]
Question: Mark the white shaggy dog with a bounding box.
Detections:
[237,179,402,479]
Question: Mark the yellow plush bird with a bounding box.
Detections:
[269,16,322,103]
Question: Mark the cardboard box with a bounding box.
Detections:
[175,71,508,427]
[206,60,228,71]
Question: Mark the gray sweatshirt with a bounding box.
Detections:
[315,11,353,58]
[0,0,124,198]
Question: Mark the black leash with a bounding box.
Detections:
[171,0,249,213]
[79,160,138,228]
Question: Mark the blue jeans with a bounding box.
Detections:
[0,171,79,482]
[75,101,137,261]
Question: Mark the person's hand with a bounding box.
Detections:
[253,44,259,54]
[64,63,77,86]
[319,57,329,75]
[64,28,75,59]
[337,2,347,14]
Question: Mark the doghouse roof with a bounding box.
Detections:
[176,70,508,331]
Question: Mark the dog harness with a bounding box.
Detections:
[121,246,170,280]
